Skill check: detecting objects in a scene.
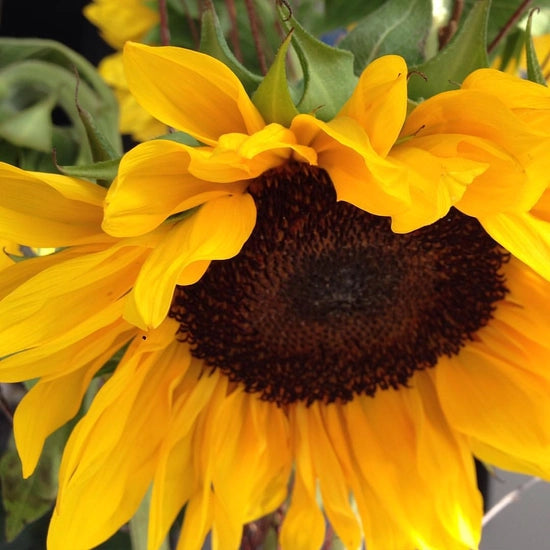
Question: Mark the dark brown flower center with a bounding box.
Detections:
[170,163,509,405]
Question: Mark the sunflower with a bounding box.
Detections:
[2,42,550,550]
[83,0,159,49]
[84,0,166,141]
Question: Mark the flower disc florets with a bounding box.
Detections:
[170,163,509,405]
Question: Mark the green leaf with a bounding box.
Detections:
[252,32,299,126]
[324,0,386,30]
[0,96,56,152]
[0,426,69,542]
[408,0,491,100]
[0,38,122,159]
[339,0,433,72]
[76,100,119,163]
[155,130,200,147]
[279,3,358,120]
[56,157,121,183]
[525,9,548,85]
[0,508,52,550]
[199,4,262,94]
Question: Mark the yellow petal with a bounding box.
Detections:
[323,405,412,550]
[0,162,108,247]
[50,321,183,550]
[126,193,256,329]
[13,320,133,477]
[298,403,362,550]
[435,324,550,476]
[123,42,265,145]
[281,406,326,550]
[481,211,550,281]
[178,377,231,550]
[462,68,550,134]
[0,244,145,358]
[186,124,317,183]
[177,491,213,550]
[211,391,291,549]
[403,89,550,221]
[83,0,158,49]
[402,89,550,172]
[103,139,247,237]
[98,53,167,141]
[389,136,488,232]
[0,301,129,382]
[291,114,410,217]
[451,135,550,218]
[338,55,408,156]
[148,360,219,550]
[470,438,550,479]
[342,377,481,549]
[494,257,550,348]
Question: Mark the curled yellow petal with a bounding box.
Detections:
[123,42,265,145]
[126,193,257,329]
[292,114,410,218]
[103,139,247,237]
[338,54,408,157]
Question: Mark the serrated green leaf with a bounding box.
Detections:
[76,102,119,163]
[199,5,262,94]
[252,33,299,126]
[339,0,432,73]
[279,4,358,120]
[525,9,548,85]
[408,0,491,100]
[56,157,121,183]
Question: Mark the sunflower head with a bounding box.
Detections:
[3,6,550,550]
